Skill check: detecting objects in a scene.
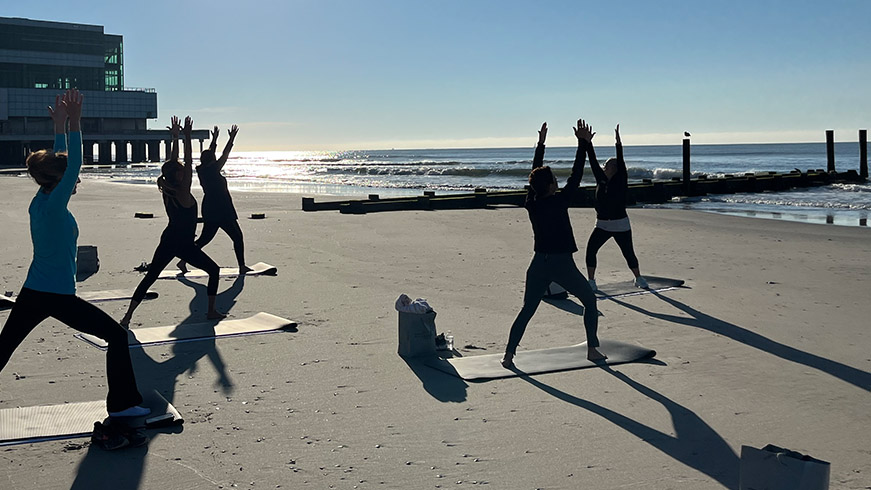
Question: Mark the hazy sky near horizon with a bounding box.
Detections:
[5,0,870,150]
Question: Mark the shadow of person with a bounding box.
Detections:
[608,291,871,392]
[69,274,246,490]
[402,355,469,403]
[516,365,739,489]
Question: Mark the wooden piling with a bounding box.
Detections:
[682,138,691,194]
[826,130,835,172]
[859,129,867,179]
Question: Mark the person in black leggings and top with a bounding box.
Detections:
[177,124,250,275]
[120,116,226,328]
[585,124,648,291]
[502,120,606,368]
[0,89,148,420]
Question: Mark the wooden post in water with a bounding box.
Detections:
[682,138,691,194]
[826,130,835,172]
[859,129,868,179]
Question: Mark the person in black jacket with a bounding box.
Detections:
[502,120,605,369]
[585,124,647,292]
[177,124,251,275]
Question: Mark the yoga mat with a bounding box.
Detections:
[0,389,182,447]
[75,312,297,349]
[0,290,157,312]
[594,276,685,299]
[423,339,656,380]
[157,261,277,279]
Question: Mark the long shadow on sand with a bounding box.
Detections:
[403,353,469,403]
[69,274,246,490]
[608,291,871,392]
[518,364,739,489]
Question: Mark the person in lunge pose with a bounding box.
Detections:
[585,124,647,292]
[0,89,149,423]
[502,120,606,369]
[177,124,251,274]
[121,116,226,327]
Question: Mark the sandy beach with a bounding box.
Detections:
[1,175,870,490]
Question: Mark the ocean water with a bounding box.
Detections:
[83,142,871,227]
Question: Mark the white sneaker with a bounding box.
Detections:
[589,279,598,292]
[109,405,151,418]
[634,276,649,289]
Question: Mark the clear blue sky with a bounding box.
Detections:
[6,0,870,150]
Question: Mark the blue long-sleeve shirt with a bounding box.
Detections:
[23,132,82,294]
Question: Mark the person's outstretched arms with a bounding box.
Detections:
[167,116,181,162]
[563,118,593,198]
[586,120,605,182]
[525,122,547,206]
[615,124,628,186]
[181,116,194,190]
[216,124,238,170]
[209,125,219,153]
[48,89,83,209]
[49,93,68,153]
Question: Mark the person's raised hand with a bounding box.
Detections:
[573,118,595,142]
[63,89,83,123]
[48,94,67,131]
[167,116,181,137]
[211,125,219,140]
[538,122,547,145]
[183,116,193,136]
[228,124,239,141]
[615,124,621,145]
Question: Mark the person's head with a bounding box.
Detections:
[529,166,558,197]
[200,149,216,166]
[26,150,80,193]
[603,157,619,179]
[160,159,182,186]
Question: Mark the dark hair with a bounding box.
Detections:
[200,149,216,165]
[160,160,181,186]
[26,150,68,190]
[529,166,555,196]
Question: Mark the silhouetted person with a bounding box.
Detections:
[503,120,605,369]
[585,124,648,292]
[121,116,225,327]
[178,125,250,274]
[0,89,149,420]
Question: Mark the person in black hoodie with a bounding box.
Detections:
[584,124,648,292]
[502,120,605,369]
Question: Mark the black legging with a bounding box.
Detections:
[585,227,639,269]
[0,288,143,412]
[195,220,245,266]
[506,252,599,354]
[132,230,221,302]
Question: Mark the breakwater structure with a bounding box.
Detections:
[302,130,868,214]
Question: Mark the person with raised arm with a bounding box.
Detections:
[177,124,250,274]
[0,89,150,430]
[584,124,647,292]
[502,120,606,368]
[121,116,226,327]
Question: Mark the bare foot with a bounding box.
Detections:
[176,260,188,274]
[207,311,227,321]
[587,347,608,362]
[119,316,131,329]
[501,352,515,369]
[239,265,253,274]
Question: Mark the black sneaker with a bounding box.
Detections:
[91,421,130,450]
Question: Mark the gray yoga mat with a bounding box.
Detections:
[423,339,656,380]
[75,312,298,349]
[0,289,157,312]
[0,389,182,446]
[594,276,685,299]
[157,261,277,279]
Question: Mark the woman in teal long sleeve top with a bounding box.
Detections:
[0,90,149,426]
